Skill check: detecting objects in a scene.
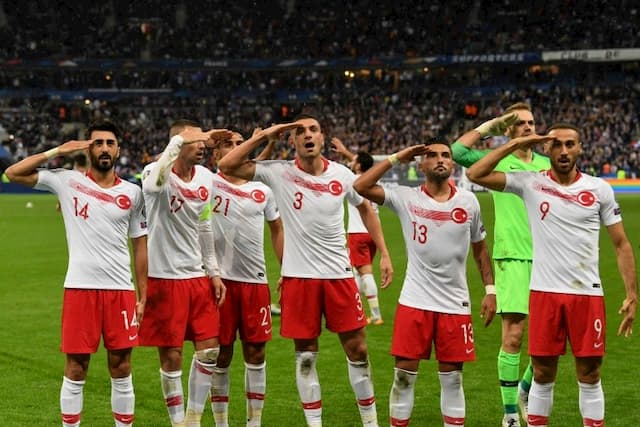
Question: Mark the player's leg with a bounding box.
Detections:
[295,338,322,427]
[60,289,100,427]
[570,294,606,427]
[576,356,604,427]
[389,305,432,426]
[242,342,267,427]
[498,313,526,426]
[186,276,221,426]
[389,358,419,427]
[159,346,187,427]
[526,291,565,427]
[211,345,233,427]
[495,259,531,425]
[358,264,382,324]
[434,313,476,427]
[108,348,135,427]
[528,356,559,427]
[438,362,465,427]
[103,289,138,427]
[62,354,90,427]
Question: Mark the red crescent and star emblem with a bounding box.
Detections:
[114,194,132,210]
[576,191,595,207]
[197,186,209,201]
[251,189,266,203]
[328,180,343,196]
[451,207,468,224]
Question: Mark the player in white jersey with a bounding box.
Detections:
[466,124,637,427]
[354,139,496,427]
[139,119,231,427]
[5,120,148,427]
[208,131,284,427]
[218,117,393,427]
[332,137,385,325]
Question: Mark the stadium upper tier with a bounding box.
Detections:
[0,1,638,60]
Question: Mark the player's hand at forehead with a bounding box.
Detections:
[395,144,432,163]
[509,133,554,150]
[203,129,234,148]
[255,122,302,141]
[58,140,93,154]
[474,112,519,138]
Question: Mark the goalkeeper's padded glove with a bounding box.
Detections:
[474,112,519,138]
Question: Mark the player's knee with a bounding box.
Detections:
[393,368,417,390]
[195,347,220,365]
[296,351,317,376]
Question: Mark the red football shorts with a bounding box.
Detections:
[139,277,219,347]
[348,233,377,267]
[390,304,476,362]
[529,291,606,357]
[61,289,138,353]
[280,277,367,339]
[218,279,272,346]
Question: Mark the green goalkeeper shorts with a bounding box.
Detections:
[494,258,532,315]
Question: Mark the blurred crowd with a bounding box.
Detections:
[1,1,638,60]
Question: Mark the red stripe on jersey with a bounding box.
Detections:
[62,413,81,424]
[357,396,376,407]
[390,417,410,426]
[442,414,465,425]
[527,414,549,426]
[302,400,322,410]
[69,179,132,210]
[246,392,265,400]
[211,395,229,403]
[165,395,183,407]
[583,418,604,427]
[113,412,134,424]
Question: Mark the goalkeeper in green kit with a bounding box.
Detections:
[452,103,550,427]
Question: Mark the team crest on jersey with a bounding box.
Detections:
[174,184,209,201]
[69,179,132,210]
[535,184,596,207]
[409,204,468,225]
[285,172,343,196]
[213,181,266,203]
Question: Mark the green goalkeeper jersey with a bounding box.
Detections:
[452,141,550,260]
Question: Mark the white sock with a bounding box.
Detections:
[439,371,465,427]
[389,368,417,426]
[295,351,322,426]
[186,355,215,425]
[211,366,229,427]
[245,362,266,427]
[160,369,184,424]
[361,273,381,319]
[528,380,554,427]
[111,375,135,426]
[60,376,84,427]
[347,358,377,425]
[579,380,604,426]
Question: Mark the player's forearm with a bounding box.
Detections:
[466,140,517,181]
[5,151,53,186]
[455,129,483,149]
[143,135,183,192]
[361,208,390,258]
[353,162,390,205]
[217,135,260,178]
[198,225,221,277]
[615,242,638,301]
[132,237,148,302]
[271,229,284,265]
[255,139,276,161]
[472,241,494,287]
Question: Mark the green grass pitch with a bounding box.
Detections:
[0,192,638,426]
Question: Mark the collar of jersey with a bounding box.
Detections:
[546,168,582,184]
[421,181,456,200]
[85,169,121,186]
[294,156,329,173]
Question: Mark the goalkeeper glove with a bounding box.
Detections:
[474,112,519,138]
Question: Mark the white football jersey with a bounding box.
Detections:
[142,163,214,279]
[254,158,363,278]
[210,173,279,283]
[384,184,486,314]
[35,169,147,290]
[505,170,621,296]
[347,174,379,234]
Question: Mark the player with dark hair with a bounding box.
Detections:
[467,123,637,427]
[5,119,148,427]
[139,119,231,427]
[354,138,496,427]
[218,117,393,427]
